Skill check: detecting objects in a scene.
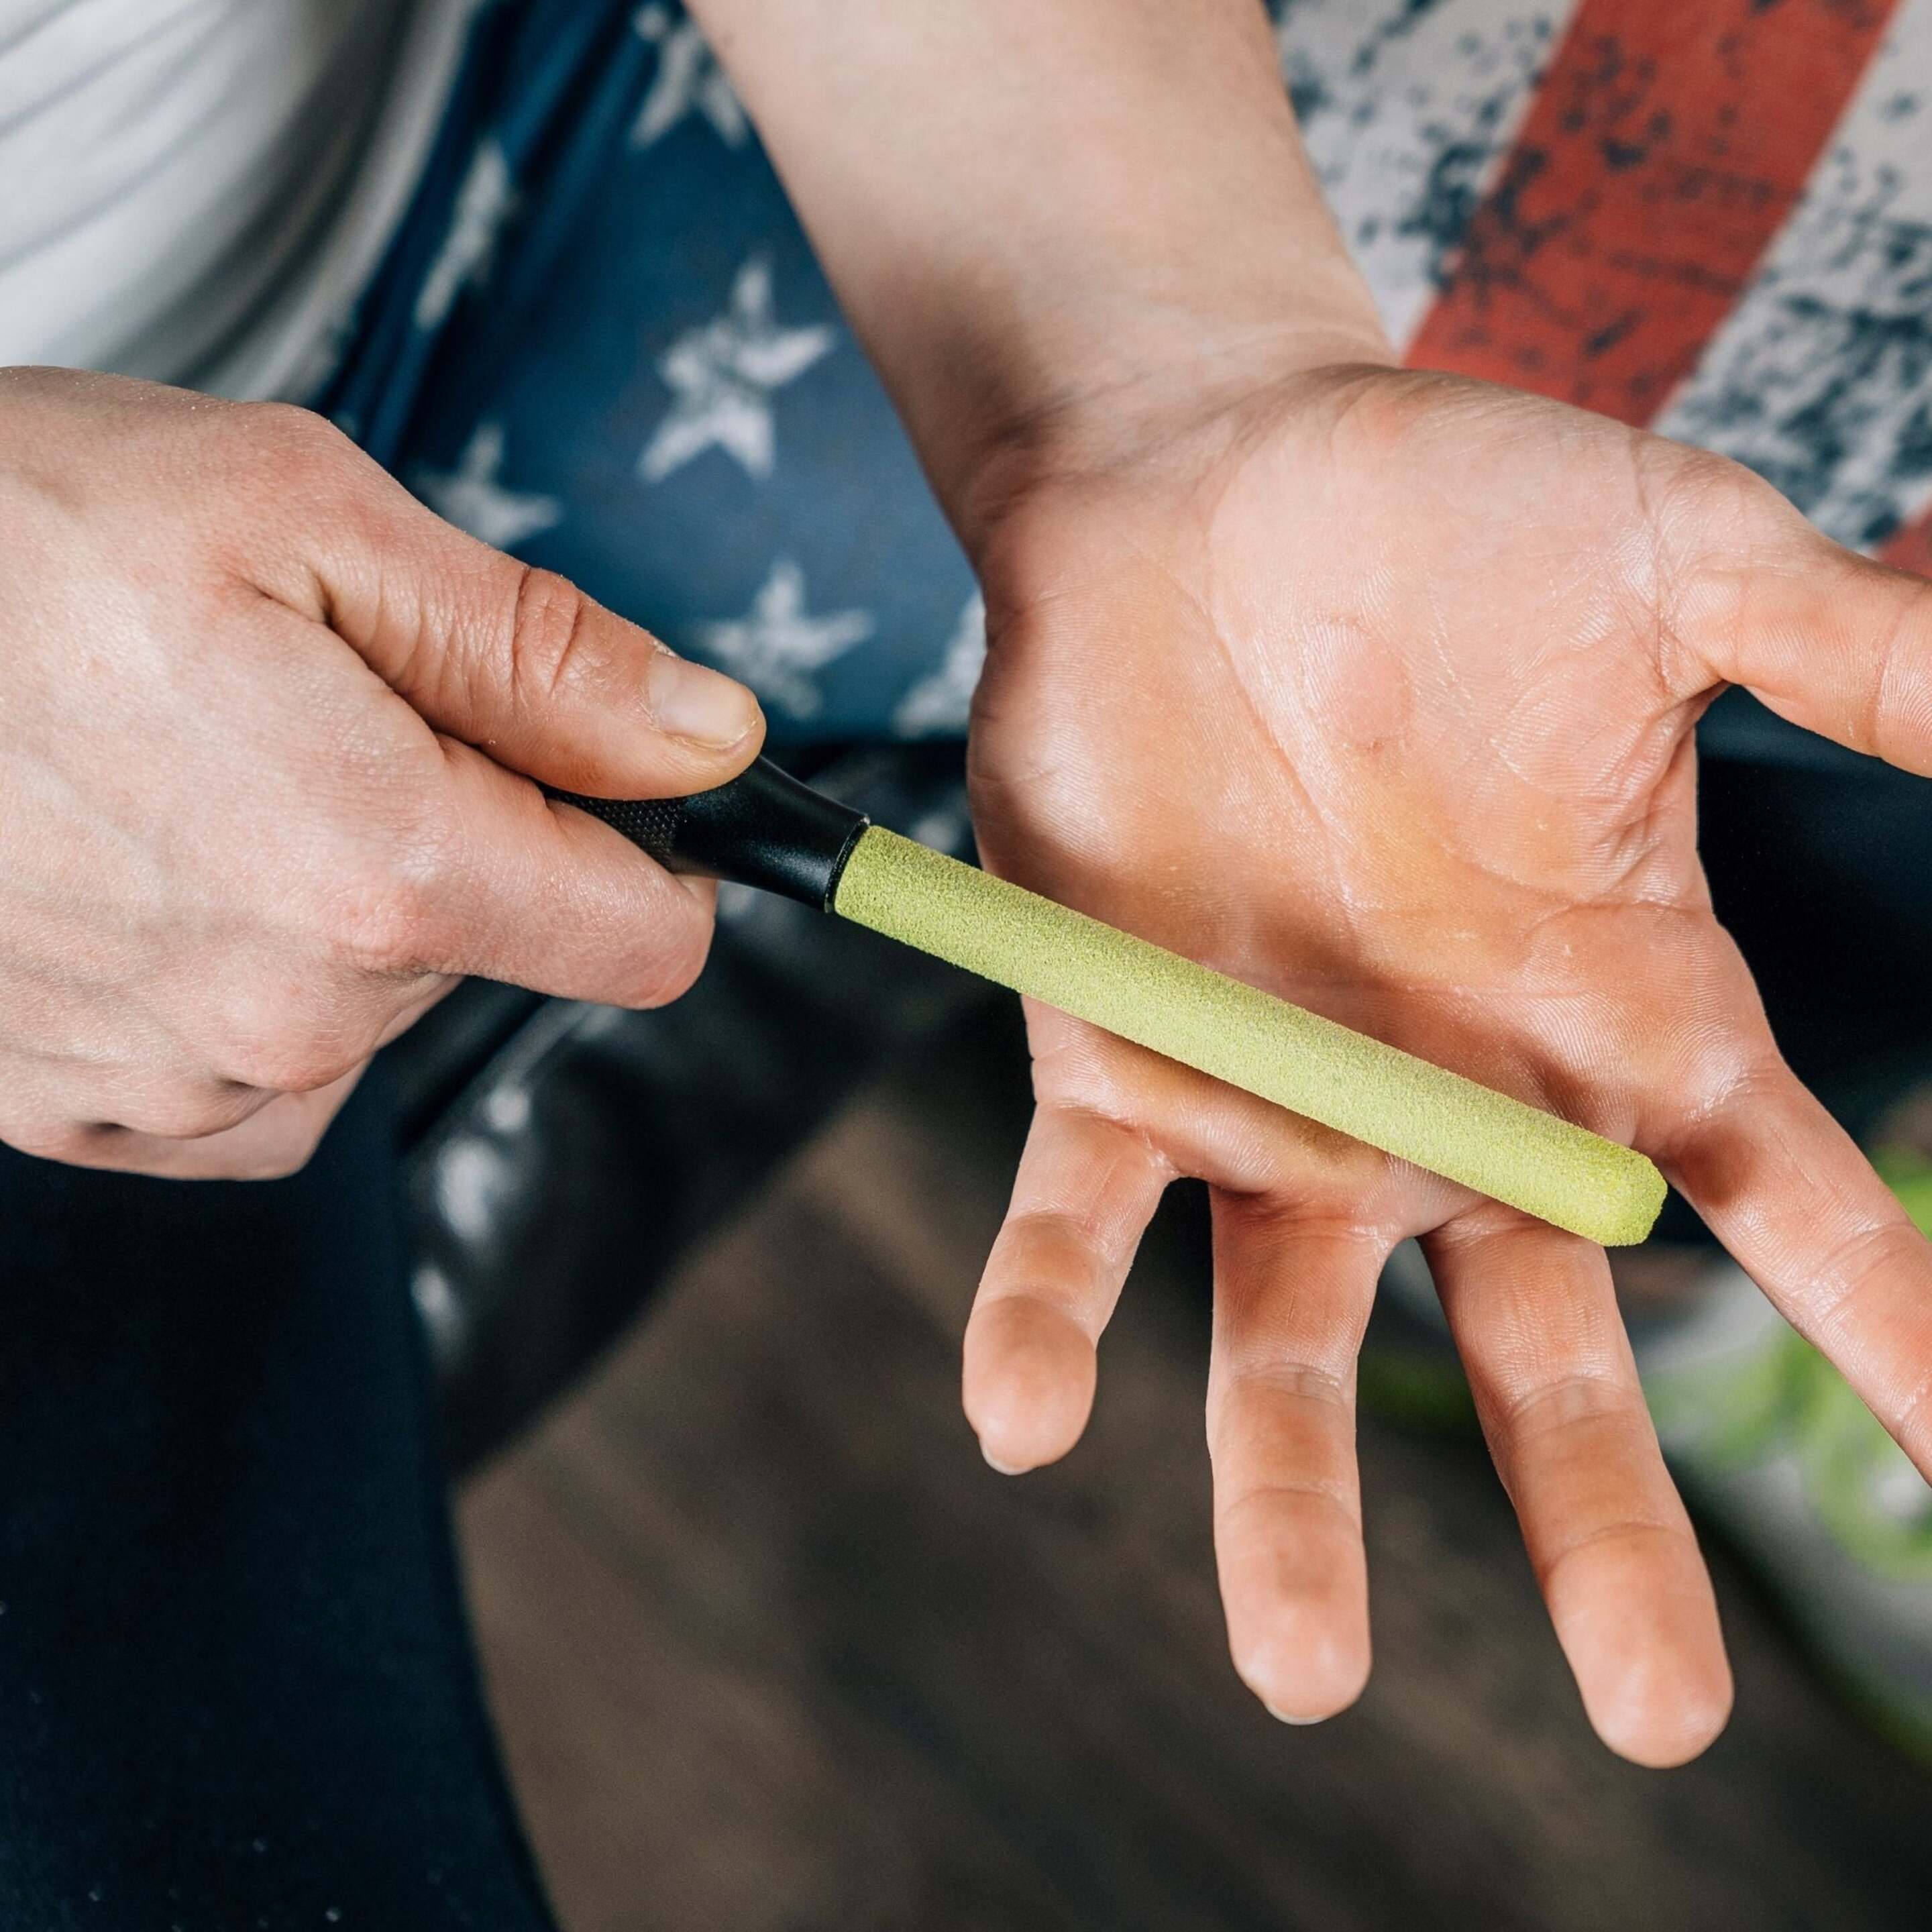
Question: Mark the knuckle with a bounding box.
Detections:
[214,404,369,537]
[216,1036,295,1093]
[1662,1040,1778,1171]
[330,834,460,979]
[228,1039,352,1097]
[505,565,599,711]
[1864,575,1932,767]
[1495,1366,1627,1440]
[120,1083,260,1142]
[211,986,365,1094]
[1813,1218,1926,1340]
[337,872,437,973]
[234,399,355,468]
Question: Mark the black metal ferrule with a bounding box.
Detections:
[548,757,869,910]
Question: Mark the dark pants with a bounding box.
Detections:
[0,1069,555,1929]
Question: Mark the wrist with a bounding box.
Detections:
[692,0,1395,551]
[941,307,1395,561]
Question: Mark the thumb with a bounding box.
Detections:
[311,480,765,796]
[1705,531,1932,775]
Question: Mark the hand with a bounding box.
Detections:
[0,368,763,1178]
[959,362,1932,1765]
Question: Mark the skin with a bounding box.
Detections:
[13,0,1932,1769]
[961,365,1932,1763]
[690,0,1932,1763]
[0,368,764,1175]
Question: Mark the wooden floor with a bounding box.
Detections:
[458,1000,1932,1932]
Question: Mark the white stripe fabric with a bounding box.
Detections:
[0,0,470,398]
[1273,0,1583,352]
[1656,0,1932,554]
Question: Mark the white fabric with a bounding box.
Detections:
[0,0,472,399]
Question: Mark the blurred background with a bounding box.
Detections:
[447,976,1932,1932]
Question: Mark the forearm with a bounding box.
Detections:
[688,0,1390,535]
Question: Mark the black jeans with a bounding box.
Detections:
[3,744,1931,1929]
[0,1067,555,1931]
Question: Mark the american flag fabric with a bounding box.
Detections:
[318,0,1932,743]
[1291,0,1932,570]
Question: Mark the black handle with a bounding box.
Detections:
[547,758,868,910]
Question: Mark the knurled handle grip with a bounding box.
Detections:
[546,758,867,910]
[545,791,688,869]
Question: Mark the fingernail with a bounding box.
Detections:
[981,1442,1026,1477]
[647,649,761,748]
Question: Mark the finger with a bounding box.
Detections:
[197,975,455,1098]
[36,1068,367,1181]
[1427,1216,1730,1767]
[963,1104,1170,1472]
[1703,532,1932,775]
[1019,1003,1445,1219]
[1665,1058,1932,1476]
[1206,1198,1383,1724]
[97,1079,277,1144]
[260,435,765,796]
[115,1071,366,1179]
[365,737,720,1007]
[8,977,453,1177]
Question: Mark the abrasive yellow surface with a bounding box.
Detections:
[833,828,1664,1246]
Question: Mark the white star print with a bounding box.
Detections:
[892,592,986,737]
[638,257,835,482]
[415,138,517,331]
[692,559,873,718]
[631,4,748,148]
[413,423,564,552]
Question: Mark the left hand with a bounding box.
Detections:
[956,358,1932,1765]
[678,0,1932,1765]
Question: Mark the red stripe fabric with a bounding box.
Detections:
[1405,0,1901,426]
